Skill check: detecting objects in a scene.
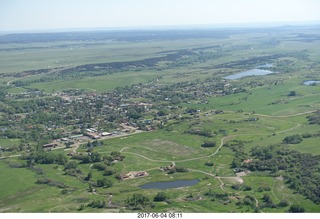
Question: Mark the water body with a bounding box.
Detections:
[224,69,274,80]
[257,63,273,68]
[139,179,199,190]
[303,80,320,85]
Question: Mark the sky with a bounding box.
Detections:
[1,0,320,32]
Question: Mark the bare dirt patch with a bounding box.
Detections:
[275,175,284,181]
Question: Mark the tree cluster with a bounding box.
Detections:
[244,145,320,204]
[282,134,303,144]
[184,128,213,137]
[201,140,216,148]
[307,110,320,125]
[24,151,68,165]
[125,193,155,210]
[225,140,249,169]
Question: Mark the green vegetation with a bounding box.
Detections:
[282,134,303,144]
[1,26,320,213]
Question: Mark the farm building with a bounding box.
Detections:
[42,143,57,149]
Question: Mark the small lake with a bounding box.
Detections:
[257,63,273,68]
[224,69,274,80]
[303,80,320,85]
[139,179,199,190]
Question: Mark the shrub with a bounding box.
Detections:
[302,133,312,138]
[87,200,106,209]
[289,204,305,213]
[64,161,78,170]
[103,169,116,176]
[154,192,168,202]
[175,166,188,172]
[205,161,214,166]
[96,178,113,188]
[92,162,107,171]
[201,140,216,147]
[288,91,296,96]
[126,193,154,210]
[278,199,289,207]
[283,134,303,144]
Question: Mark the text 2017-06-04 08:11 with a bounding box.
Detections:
[137,213,182,218]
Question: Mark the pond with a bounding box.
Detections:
[257,63,273,68]
[139,179,199,190]
[303,80,320,85]
[224,69,274,80]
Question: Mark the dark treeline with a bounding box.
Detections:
[10,49,196,86]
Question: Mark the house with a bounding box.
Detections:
[120,174,130,180]
[101,132,112,136]
[70,134,84,139]
[86,128,94,133]
[135,172,146,177]
[86,133,100,139]
[42,143,58,149]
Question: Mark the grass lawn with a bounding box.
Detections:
[207,88,320,115]
[0,138,20,147]
[290,137,320,155]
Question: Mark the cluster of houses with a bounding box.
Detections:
[41,123,140,150]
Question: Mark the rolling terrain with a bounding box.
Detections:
[0,25,320,213]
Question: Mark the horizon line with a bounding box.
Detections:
[1,20,320,34]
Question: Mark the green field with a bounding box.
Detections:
[1,26,320,213]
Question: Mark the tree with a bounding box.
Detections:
[201,140,216,148]
[84,172,93,181]
[81,155,92,164]
[96,178,113,188]
[87,200,106,208]
[126,193,154,210]
[157,109,168,116]
[205,161,214,166]
[175,166,188,172]
[56,153,68,165]
[278,199,289,207]
[243,197,253,206]
[88,183,94,192]
[92,162,107,171]
[288,91,296,96]
[103,168,116,176]
[90,152,101,162]
[289,204,305,213]
[307,110,320,125]
[127,109,142,119]
[64,161,78,170]
[263,194,272,203]
[283,134,303,144]
[154,192,168,202]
